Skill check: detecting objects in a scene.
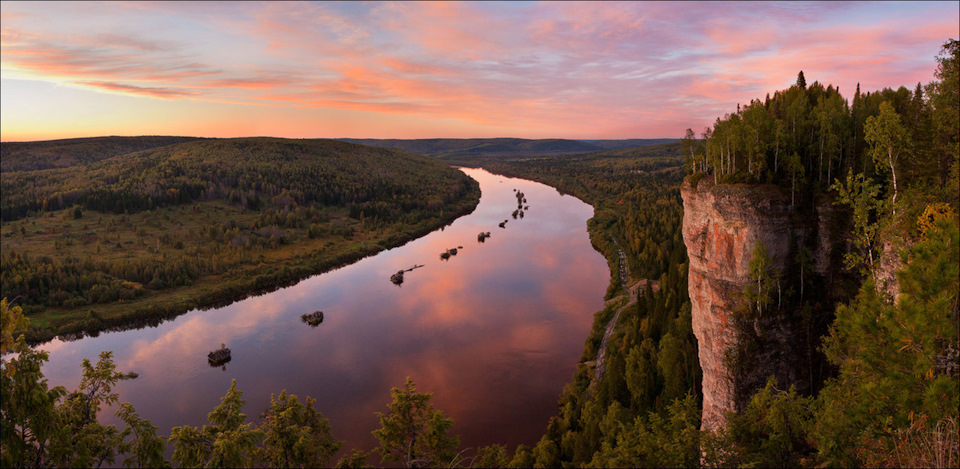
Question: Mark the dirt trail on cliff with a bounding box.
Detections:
[594,239,636,381]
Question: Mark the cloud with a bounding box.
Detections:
[1,1,957,139]
[77,80,197,98]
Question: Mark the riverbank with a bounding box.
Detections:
[19,183,480,345]
[30,166,610,460]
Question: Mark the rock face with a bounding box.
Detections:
[681,177,841,431]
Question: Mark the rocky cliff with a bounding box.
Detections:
[681,177,844,431]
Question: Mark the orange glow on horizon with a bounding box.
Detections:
[2,1,957,141]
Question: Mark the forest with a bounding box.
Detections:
[0,137,480,342]
[1,38,957,469]
[489,37,958,469]
[0,136,207,173]
[337,137,680,164]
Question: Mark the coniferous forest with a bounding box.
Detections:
[1,38,957,469]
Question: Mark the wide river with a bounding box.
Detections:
[35,167,609,458]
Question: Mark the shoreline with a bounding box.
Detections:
[22,184,481,345]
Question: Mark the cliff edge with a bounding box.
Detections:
[681,176,843,431]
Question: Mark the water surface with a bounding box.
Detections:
[36,168,609,457]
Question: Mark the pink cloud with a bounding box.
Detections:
[1,1,957,139]
[78,80,197,98]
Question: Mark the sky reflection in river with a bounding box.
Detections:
[36,167,608,457]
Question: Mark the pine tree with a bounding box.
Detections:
[169,380,263,468]
[814,216,959,466]
[255,390,341,468]
[372,377,459,468]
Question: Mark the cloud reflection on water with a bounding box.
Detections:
[37,168,608,456]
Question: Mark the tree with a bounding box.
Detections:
[115,403,169,469]
[796,70,807,89]
[169,379,263,468]
[586,395,701,468]
[255,390,341,468]
[507,444,535,468]
[0,323,64,468]
[2,302,162,469]
[1,298,27,355]
[783,152,804,208]
[372,377,459,468]
[532,434,560,468]
[814,216,959,466]
[50,351,127,467]
[746,241,775,318]
[865,101,911,213]
[814,92,846,183]
[334,449,374,468]
[742,102,772,178]
[831,171,889,280]
[710,378,815,468]
[927,39,960,197]
[471,444,510,468]
[681,128,700,175]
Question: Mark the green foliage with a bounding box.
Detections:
[470,444,510,468]
[831,171,889,278]
[372,377,459,468]
[690,42,958,219]
[50,351,128,467]
[705,378,815,468]
[745,241,776,318]
[531,434,560,468]
[506,444,535,468]
[334,449,374,468]
[926,39,960,204]
[1,298,27,354]
[814,215,959,466]
[115,403,169,468]
[865,101,911,210]
[255,390,341,468]
[1,334,65,468]
[587,394,701,468]
[2,309,167,469]
[169,379,263,468]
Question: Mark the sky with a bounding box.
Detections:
[1,1,958,141]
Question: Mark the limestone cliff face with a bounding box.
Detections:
[681,177,841,431]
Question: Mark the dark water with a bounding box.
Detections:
[35,168,608,458]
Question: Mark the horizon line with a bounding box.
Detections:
[0,135,683,144]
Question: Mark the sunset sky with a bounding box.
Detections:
[2,1,958,142]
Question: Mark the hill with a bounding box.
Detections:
[336,137,679,164]
[0,137,480,342]
[0,135,207,172]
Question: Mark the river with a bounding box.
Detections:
[34,167,609,460]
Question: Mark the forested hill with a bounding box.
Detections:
[0,135,207,172]
[1,137,475,222]
[1,137,480,342]
[337,137,680,162]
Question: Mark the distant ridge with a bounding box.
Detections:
[335,138,680,159]
[1,136,682,171]
[1,136,207,172]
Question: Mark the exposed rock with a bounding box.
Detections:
[681,177,843,431]
[875,238,903,302]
